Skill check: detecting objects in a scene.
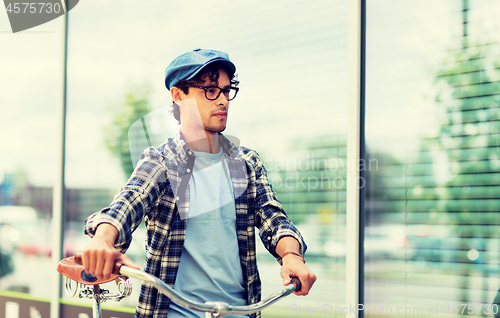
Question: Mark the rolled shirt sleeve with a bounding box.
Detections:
[248,149,307,262]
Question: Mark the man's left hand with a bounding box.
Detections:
[280,254,317,296]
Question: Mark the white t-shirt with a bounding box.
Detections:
[168,148,248,318]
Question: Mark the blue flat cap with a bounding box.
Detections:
[165,48,236,90]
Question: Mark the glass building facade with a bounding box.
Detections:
[364,0,500,317]
[0,0,499,317]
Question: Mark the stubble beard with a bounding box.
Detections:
[205,123,226,134]
[204,116,227,134]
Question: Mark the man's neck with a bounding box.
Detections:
[181,129,221,154]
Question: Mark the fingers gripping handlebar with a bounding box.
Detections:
[73,253,124,278]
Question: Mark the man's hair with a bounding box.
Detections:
[171,62,239,124]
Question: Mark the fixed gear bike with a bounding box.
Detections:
[57,254,301,318]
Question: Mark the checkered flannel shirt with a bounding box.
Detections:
[85,132,306,318]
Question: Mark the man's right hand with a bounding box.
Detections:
[82,223,140,279]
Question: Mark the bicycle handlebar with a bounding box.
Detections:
[71,254,301,317]
[117,265,300,317]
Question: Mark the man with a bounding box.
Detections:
[82,49,316,317]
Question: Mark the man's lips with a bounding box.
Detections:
[212,112,227,118]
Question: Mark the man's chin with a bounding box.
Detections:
[206,125,226,134]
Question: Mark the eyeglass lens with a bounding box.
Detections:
[205,87,238,101]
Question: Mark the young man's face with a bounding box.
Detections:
[179,68,231,135]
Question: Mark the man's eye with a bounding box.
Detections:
[207,88,218,94]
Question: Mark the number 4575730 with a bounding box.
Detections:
[5,3,62,14]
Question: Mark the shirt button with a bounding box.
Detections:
[186,168,191,173]
[267,236,272,241]
[175,196,180,201]
[188,151,193,155]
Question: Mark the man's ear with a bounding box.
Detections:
[171,86,184,103]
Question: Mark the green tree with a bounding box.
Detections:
[431,37,500,304]
[433,38,500,230]
[102,83,153,179]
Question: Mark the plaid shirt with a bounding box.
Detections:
[85,132,306,318]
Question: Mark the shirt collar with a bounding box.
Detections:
[219,133,240,159]
[172,131,194,161]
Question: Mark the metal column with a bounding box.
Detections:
[346,0,365,317]
[50,2,68,317]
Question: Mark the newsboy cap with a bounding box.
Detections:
[164,48,236,90]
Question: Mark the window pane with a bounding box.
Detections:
[365,0,500,316]
[0,20,60,299]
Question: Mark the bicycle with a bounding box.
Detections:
[57,254,301,318]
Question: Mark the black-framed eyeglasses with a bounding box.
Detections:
[191,86,239,101]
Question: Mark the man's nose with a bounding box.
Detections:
[216,93,229,106]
